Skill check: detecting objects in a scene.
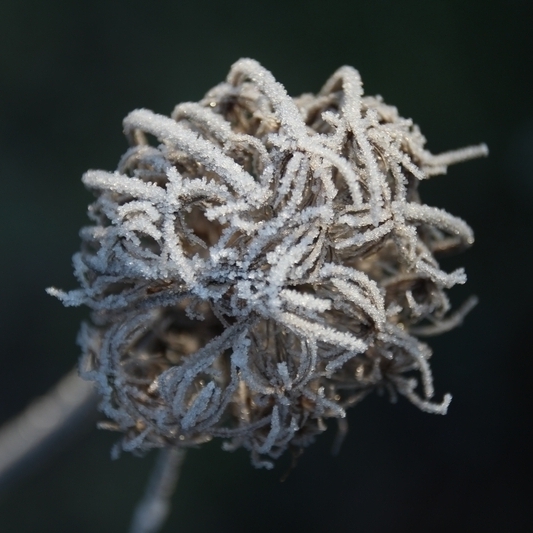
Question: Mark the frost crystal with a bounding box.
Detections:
[49,59,487,468]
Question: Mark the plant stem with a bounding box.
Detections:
[129,447,186,533]
[0,369,98,493]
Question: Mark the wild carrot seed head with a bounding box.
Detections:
[48,58,486,468]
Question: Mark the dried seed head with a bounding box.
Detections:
[48,58,487,468]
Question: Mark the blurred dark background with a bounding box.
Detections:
[1,0,532,532]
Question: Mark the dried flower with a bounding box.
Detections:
[48,58,487,468]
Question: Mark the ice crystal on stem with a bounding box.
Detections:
[49,58,487,469]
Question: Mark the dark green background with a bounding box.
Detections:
[1,1,532,532]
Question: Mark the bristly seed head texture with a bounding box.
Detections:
[48,59,487,468]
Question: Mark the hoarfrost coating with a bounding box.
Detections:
[48,58,487,468]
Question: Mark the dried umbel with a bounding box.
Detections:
[49,59,487,468]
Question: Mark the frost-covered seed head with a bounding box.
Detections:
[48,58,487,468]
